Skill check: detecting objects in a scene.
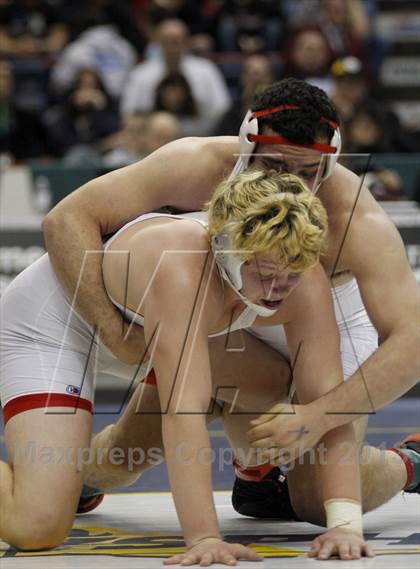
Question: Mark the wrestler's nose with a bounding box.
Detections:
[269,274,300,297]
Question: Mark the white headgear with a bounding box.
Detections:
[232,105,342,192]
[211,231,277,317]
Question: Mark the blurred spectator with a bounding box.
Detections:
[345,105,392,154]
[0,59,47,159]
[216,0,283,53]
[346,156,404,201]
[319,0,387,77]
[154,71,211,135]
[344,102,420,155]
[102,112,149,168]
[320,0,370,53]
[51,19,136,98]
[330,56,367,122]
[144,111,180,155]
[281,0,323,28]
[213,54,275,135]
[282,0,379,30]
[147,0,205,35]
[283,26,335,95]
[363,169,403,201]
[0,0,69,58]
[144,0,216,56]
[63,0,146,54]
[44,67,120,162]
[121,19,230,133]
[0,59,14,156]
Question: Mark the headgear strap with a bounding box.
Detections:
[249,105,339,154]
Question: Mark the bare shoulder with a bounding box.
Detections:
[139,220,222,328]
[47,136,240,237]
[137,218,211,264]
[319,163,377,219]
[318,163,403,272]
[154,135,239,209]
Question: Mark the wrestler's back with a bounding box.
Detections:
[168,137,382,286]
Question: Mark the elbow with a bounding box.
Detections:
[42,209,61,244]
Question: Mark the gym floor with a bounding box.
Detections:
[1,398,419,567]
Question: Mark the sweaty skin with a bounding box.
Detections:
[43,135,420,435]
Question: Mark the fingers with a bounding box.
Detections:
[247,424,273,443]
[338,543,351,560]
[363,543,375,558]
[199,552,214,566]
[350,544,361,560]
[181,553,199,566]
[220,553,237,566]
[308,538,321,557]
[317,540,335,560]
[250,404,294,428]
[249,413,274,427]
[234,545,264,561]
[164,544,263,566]
[164,554,183,565]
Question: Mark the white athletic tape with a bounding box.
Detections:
[324,499,363,536]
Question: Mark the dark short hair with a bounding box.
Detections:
[154,72,197,117]
[251,78,339,144]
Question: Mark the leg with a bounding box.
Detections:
[84,330,291,490]
[84,384,223,491]
[287,416,408,525]
[0,407,92,549]
[83,383,163,490]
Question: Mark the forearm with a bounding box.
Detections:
[43,205,122,335]
[319,423,360,504]
[320,327,419,431]
[163,415,221,547]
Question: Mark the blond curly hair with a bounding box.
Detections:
[206,169,328,272]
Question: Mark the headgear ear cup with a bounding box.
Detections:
[211,233,244,290]
[230,110,259,178]
[211,232,277,317]
[323,127,342,180]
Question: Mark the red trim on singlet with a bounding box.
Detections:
[2,393,93,427]
[389,448,414,489]
[141,368,157,385]
[233,459,275,482]
[248,133,337,154]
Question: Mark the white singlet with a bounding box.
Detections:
[0,211,257,424]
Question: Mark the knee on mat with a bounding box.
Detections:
[10,510,73,550]
[9,519,71,551]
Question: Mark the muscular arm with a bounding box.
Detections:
[42,136,236,359]
[284,266,360,504]
[142,244,223,546]
[321,201,419,430]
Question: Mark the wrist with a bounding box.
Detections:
[305,398,333,435]
[186,535,223,549]
[313,395,341,432]
[324,498,363,537]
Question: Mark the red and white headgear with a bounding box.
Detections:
[231,105,342,193]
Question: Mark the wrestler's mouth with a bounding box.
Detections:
[260,299,283,309]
